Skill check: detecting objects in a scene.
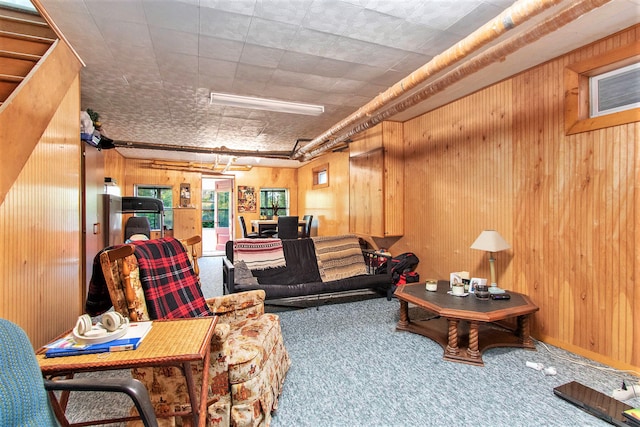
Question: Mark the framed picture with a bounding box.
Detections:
[469,278,486,294]
[180,183,191,207]
[237,185,256,213]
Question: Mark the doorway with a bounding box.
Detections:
[202,177,234,256]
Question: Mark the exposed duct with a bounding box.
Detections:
[300,0,614,161]
[292,0,566,161]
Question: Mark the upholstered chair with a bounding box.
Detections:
[97,236,290,427]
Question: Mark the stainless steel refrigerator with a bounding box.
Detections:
[99,194,122,247]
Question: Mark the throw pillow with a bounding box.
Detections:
[235,260,259,286]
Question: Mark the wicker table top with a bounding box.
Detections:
[37,317,217,375]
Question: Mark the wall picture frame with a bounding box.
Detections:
[237,185,256,213]
[180,183,191,207]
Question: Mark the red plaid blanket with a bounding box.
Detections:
[130,237,213,319]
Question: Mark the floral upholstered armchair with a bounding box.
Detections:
[96,236,290,427]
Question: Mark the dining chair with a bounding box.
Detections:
[299,215,313,238]
[276,216,299,240]
[238,215,260,238]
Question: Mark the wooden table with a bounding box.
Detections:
[37,317,217,427]
[394,281,538,366]
[251,219,305,235]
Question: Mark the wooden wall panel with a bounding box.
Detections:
[110,159,299,243]
[0,76,81,348]
[297,151,350,237]
[399,26,638,371]
[232,167,298,239]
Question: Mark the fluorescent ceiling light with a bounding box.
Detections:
[210,92,324,116]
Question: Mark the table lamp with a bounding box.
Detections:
[470,230,510,294]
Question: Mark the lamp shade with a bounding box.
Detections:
[470,230,510,252]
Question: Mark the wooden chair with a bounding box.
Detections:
[98,235,290,427]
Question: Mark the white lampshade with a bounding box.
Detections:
[470,230,510,252]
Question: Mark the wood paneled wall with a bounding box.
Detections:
[104,156,300,242]
[297,151,350,237]
[0,76,81,348]
[232,168,298,239]
[400,26,638,371]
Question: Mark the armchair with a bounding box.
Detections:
[0,318,157,427]
[98,236,290,427]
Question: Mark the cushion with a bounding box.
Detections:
[311,235,368,282]
[131,237,213,319]
[234,260,259,286]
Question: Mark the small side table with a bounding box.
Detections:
[37,317,217,427]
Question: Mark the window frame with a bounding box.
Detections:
[312,163,329,189]
[134,185,173,230]
[259,188,289,218]
[564,43,640,135]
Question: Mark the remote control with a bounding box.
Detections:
[490,293,511,300]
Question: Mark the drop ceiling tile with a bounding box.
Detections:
[200,0,256,16]
[235,63,276,83]
[150,27,198,56]
[288,27,341,57]
[97,20,153,49]
[301,0,363,35]
[408,1,482,30]
[245,17,299,49]
[446,2,504,37]
[199,8,252,41]
[142,0,199,33]
[361,0,422,19]
[199,57,238,78]
[198,36,244,61]
[86,0,147,24]
[254,0,313,25]
[239,43,285,68]
[329,36,407,68]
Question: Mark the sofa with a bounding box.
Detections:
[222,235,393,301]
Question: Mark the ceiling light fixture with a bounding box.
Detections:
[210,92,324,116]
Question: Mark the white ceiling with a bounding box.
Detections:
[37,0,640,168]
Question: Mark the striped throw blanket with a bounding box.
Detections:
[312,235,367,282]
[234,238,287,270]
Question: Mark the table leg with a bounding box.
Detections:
[517,315,534,347]
[398,300,409,328]
[445,319,459,356]
[183,362,200,427]
[467,321,481,360]
[198,345,211,427]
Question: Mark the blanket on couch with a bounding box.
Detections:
[233,238,286,270]
[311,235,367,282]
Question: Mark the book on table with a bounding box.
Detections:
[45,321,153,358]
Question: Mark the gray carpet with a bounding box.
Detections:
[64,257,639,426]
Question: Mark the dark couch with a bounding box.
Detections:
[222,237,392,301]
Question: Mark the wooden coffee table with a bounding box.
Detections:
[395,281,539,366]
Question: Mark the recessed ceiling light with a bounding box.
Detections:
[210,92,324,116]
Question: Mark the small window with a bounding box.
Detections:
[135,186,173,230]
[564,42,639,135]
[312,164,329,189]
[259,188,288,218]
[589,62,640,117]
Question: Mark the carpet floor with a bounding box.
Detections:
[63,256,639,426]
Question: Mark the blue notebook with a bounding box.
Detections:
[45,321,153,358]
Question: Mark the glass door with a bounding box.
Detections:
[202,178,233,255]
